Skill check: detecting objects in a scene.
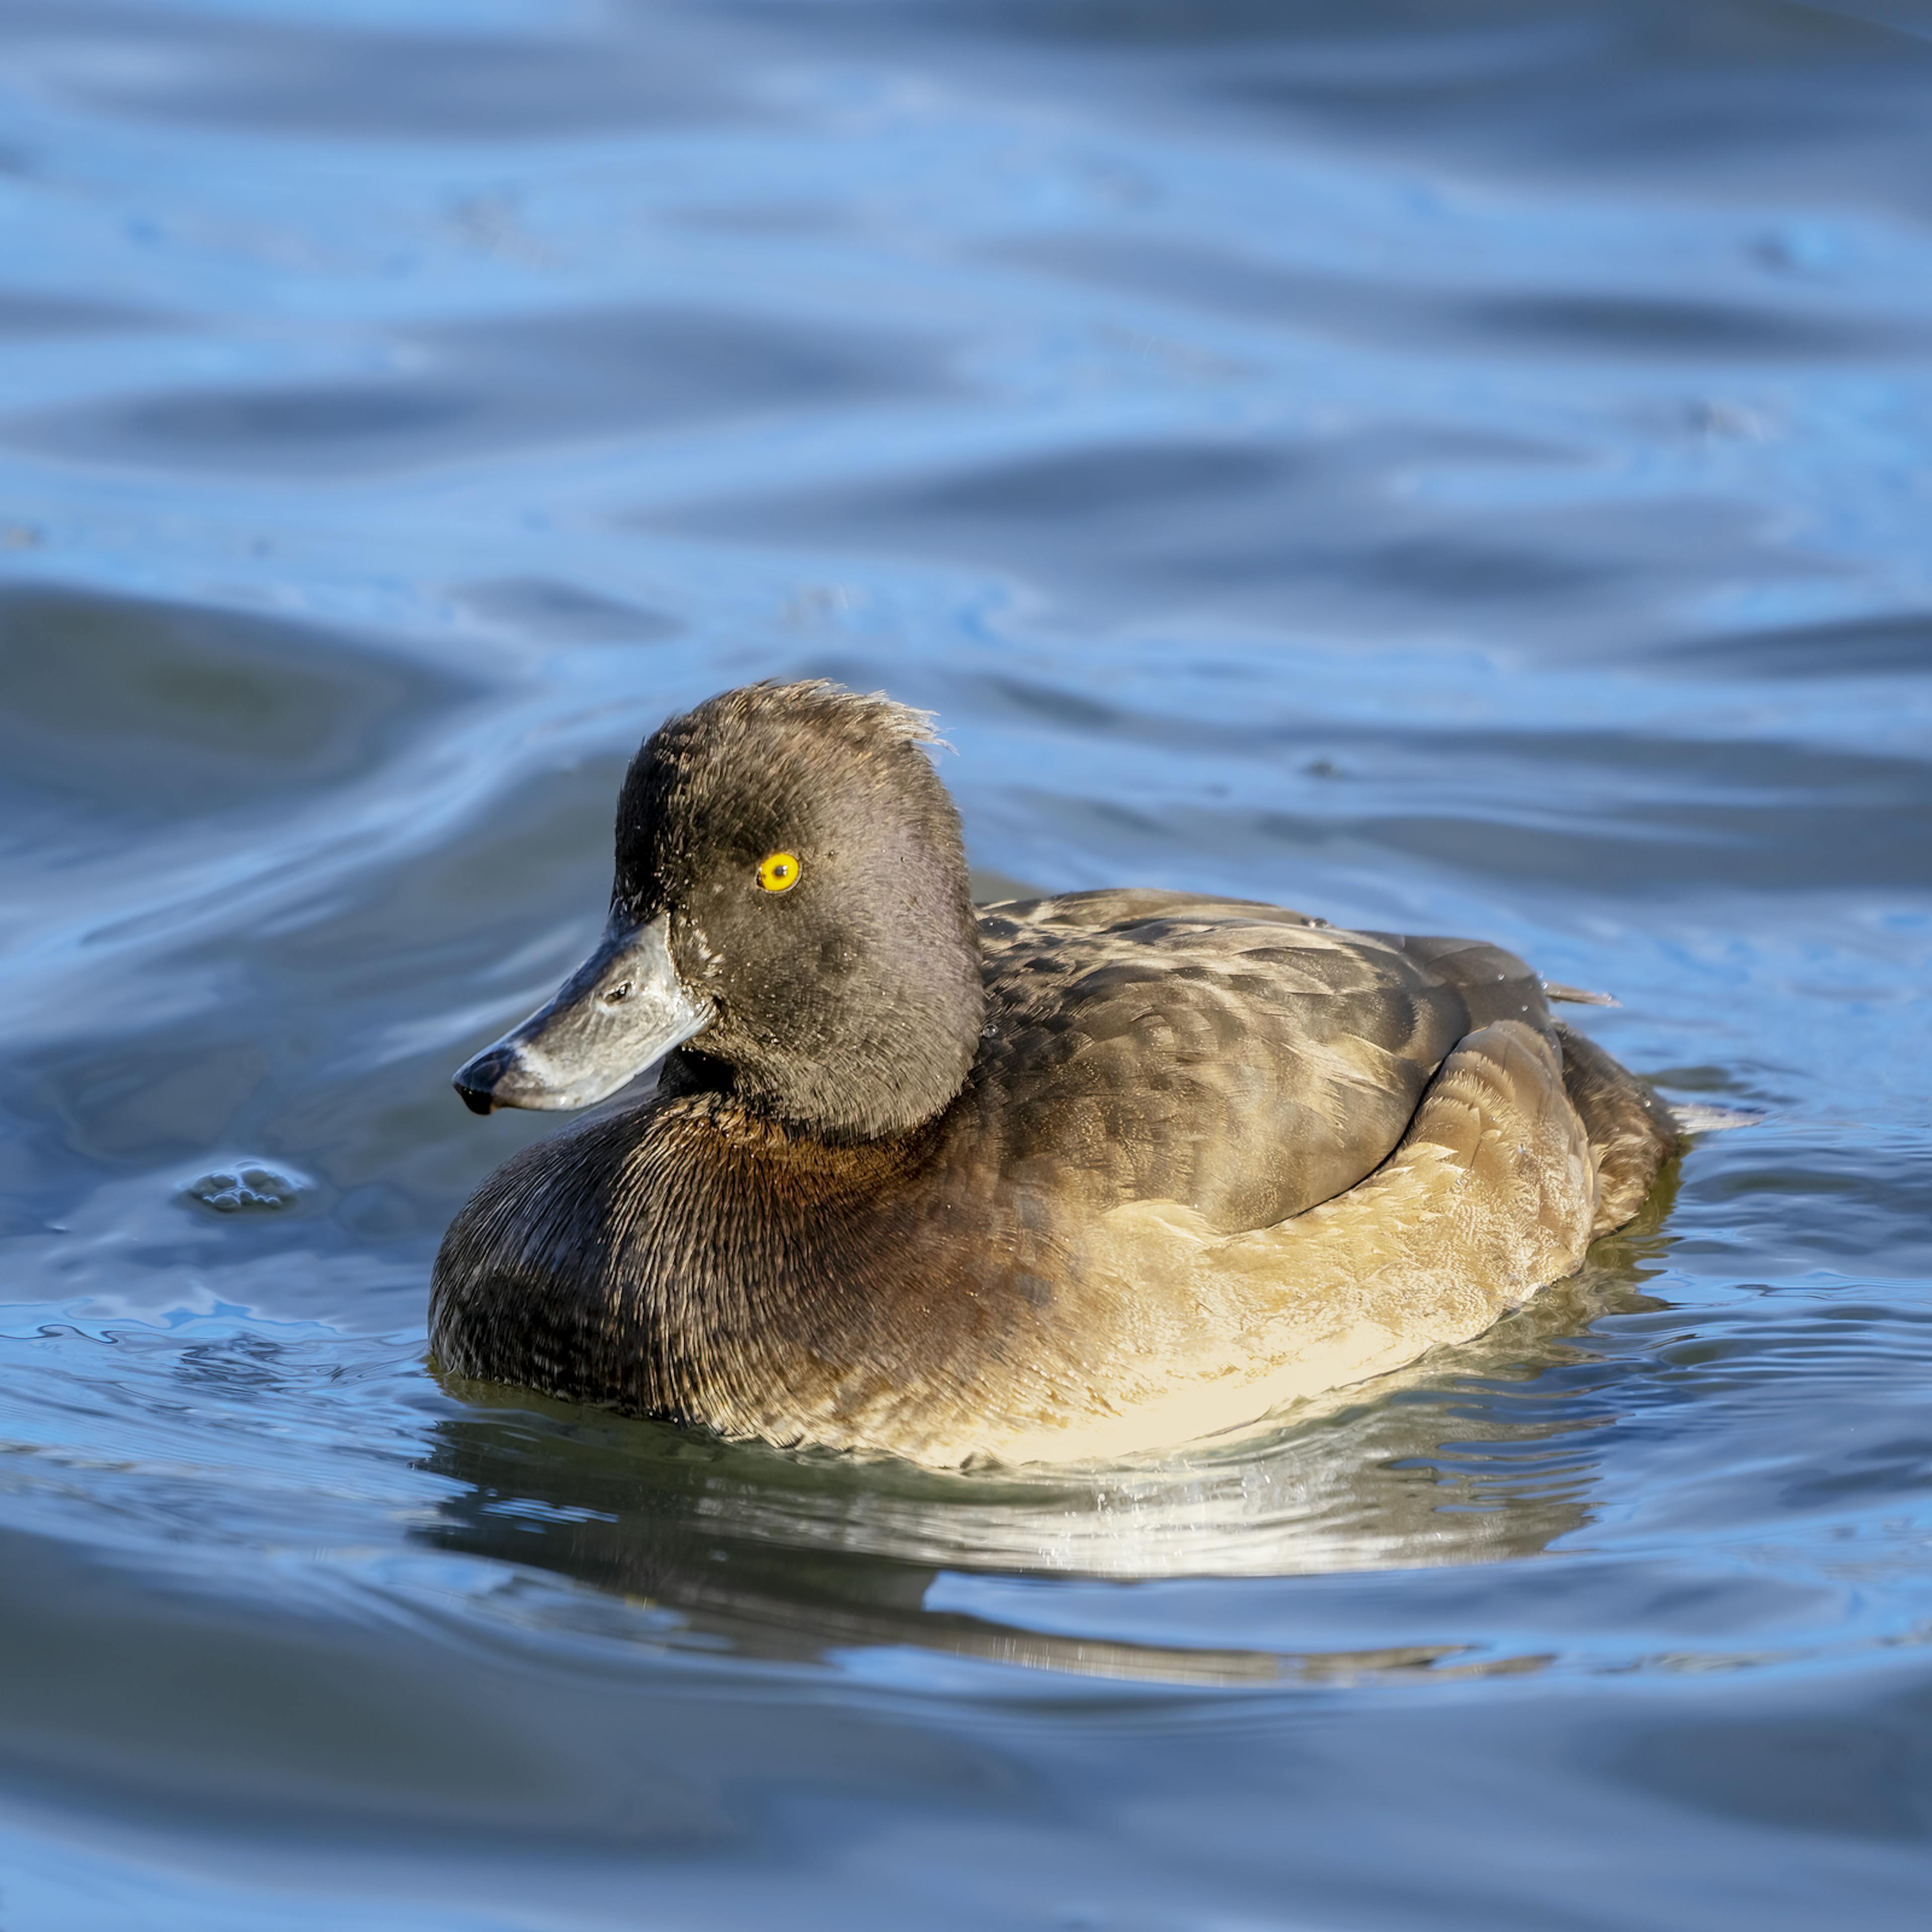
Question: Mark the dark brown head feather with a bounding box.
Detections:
[612,680,983,1138]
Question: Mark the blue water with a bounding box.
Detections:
[2,2,1930,1924]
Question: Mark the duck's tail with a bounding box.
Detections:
[1543,980,1620,1008]
[1668,1101,1764,1134]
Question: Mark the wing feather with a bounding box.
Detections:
[974,890,1555,1232]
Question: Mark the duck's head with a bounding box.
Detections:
[452,680,985,1138]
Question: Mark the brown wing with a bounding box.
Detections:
[971,889,1553,1233]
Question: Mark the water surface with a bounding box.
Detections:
[2,2,1930,1925]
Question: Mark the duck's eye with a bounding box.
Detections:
[602,982,632,1005]
[756,851,801,894]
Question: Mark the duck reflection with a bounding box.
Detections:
[415,1166,1679,1685]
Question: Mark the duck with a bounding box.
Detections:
[431,679,1680,1468]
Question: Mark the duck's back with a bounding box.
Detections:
[971,890,1554,1233]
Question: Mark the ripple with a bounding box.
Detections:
[13,307,954,477]
[0,0,1929,1920]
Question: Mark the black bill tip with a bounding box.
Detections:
[452,1043,516,1115]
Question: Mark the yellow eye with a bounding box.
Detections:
[756,850,801,894]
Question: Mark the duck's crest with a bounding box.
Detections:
[733,678,946,754]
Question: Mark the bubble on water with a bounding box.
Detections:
[180,1160,311,1215]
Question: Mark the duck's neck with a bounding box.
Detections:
[665,926,986,1143]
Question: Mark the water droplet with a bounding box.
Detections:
[180,1161,310,1215]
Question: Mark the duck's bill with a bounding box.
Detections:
[452,913,712,1115]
